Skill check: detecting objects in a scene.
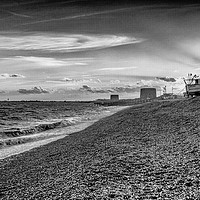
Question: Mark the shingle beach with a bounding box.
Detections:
[1,98,200,199]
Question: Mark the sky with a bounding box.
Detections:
[0,0,200,100]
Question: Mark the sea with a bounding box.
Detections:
[0,101,127,159]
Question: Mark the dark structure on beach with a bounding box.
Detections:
[110,95,119,100]
[140,88,156,99]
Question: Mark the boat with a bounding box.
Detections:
[183,74,200,97]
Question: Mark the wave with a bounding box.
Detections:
[0,105,128,149]
[1,117,82,138]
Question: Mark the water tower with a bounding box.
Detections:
[110,95,119,100]
[140,88,156,99]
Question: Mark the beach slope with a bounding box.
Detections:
[1,99,200,199]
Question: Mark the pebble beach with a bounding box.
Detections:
[1,98,200,199]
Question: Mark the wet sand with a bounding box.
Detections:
[0,122,92,159]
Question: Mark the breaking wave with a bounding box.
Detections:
[1,117,82,138]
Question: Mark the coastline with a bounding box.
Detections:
[0,106,129,160]
[2,98,200,199]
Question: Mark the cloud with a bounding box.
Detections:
[18,87,49,94]
[156,77,176,82]
[110,80,121,84]
[135,77,185,93]
[79,85,94,93]
[79,85,115,93]
[98,67,137,71]
[17,5,184,27]
[47,77,102,86]
[0,56,90,69]
[0,33,143,53]
[5,10,33,18]
[0,73,25,78]
[17,7,136,26]
[63,77,101,83]
[112,86,139,93]
[64,78,74,82]
[13,56,87,67]
[79,85,140,93]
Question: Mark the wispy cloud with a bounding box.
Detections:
[1,0,40,8]
[0,73,25,79]
[15,56,69,67]
[98,67,137,71]
[110,80,121,84]
[17,7,134,26]
[5,10,32,18]
[47,77,102,86]
[0,33,143,53]
[6,56,88,67]
[17,5,186,27]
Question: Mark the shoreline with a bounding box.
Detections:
[0,106,129,160]
[2,99,200,198]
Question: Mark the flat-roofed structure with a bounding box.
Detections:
[140,88,156,99]
[110,95,119,100]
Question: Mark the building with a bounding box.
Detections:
[110,95,119,100]
[140,88,156,99]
